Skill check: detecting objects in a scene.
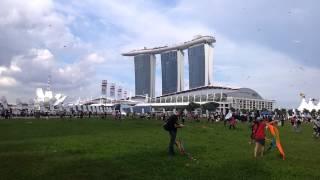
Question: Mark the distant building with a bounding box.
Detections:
[123,35,215,97]
[134,54,156,97]
[161,50,184,95]
[188,43,213,89]
[141,85,275,114]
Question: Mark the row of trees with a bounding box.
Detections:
[274,108,320,117]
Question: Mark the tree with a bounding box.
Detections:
[274,108,280,115]
[240,109,248,114]
[288,109,294,116]
[186,102,200,112]
[201,102,219,112]
[230,107,236,113]
[280,108,287,116]
[310,109,317,118]
[303,108,310,115]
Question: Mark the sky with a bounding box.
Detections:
[0,0,319,108]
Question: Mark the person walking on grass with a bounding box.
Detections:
[254,117,267,158]
[249,119,259,144]
[295,118,302,132]
[229,116,236,129]
[163,113,184,156]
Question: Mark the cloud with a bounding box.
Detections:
[213,35,320,107]
[0,47,106,102]
[86,53,105,63]
[0,76,17,87]
[0,0,319,108]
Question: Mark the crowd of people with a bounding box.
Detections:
[2,106,320,159]
[162,110,320,159]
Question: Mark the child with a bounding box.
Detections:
[229,116,236,129]
[249,120,259,144]
[254,117,267,158]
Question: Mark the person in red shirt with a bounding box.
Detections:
[254,117,267,158]
[254,117,276,158]
[229,116,236,129]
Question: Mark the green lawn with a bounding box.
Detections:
[0,118,319,180]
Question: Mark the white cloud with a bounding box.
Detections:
[0,0,318,108]
[0,66,8,75]
[0,76,17,87]
[86,53,105,63]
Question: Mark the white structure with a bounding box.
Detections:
[137,85,274,114]
[297,98,308,112]
[122,35,215,56]
[0,96,8,109]
[35,88,67,109]
[297,97,320,111]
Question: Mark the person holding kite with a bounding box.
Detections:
[253,117,285,160]
[163,113,184,156]
[253,117,267,158]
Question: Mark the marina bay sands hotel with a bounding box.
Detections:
[122,35,215,97]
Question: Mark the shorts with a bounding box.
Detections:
[256,139,265,146]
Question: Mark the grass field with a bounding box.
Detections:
[0,118,319,180]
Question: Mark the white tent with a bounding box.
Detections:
[316,101,320,111]
[44,90,53,100]
[307,98,317,111]
[298,98,319,112]
[297,98,309,111]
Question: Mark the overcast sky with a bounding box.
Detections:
[0,0,319,108]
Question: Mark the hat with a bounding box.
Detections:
[256,117,263,121]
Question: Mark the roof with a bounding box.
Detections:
[298,98,320,111]
[122,35,216,56]
[226,88,263,100]
[159,85,239,97]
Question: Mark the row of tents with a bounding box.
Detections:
[297,98,320,112]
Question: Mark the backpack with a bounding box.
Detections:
[163,122,170,131]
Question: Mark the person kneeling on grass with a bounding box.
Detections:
[163,113,184,156]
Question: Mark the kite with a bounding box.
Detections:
[175,139,197,161]
[267,123,285,160]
